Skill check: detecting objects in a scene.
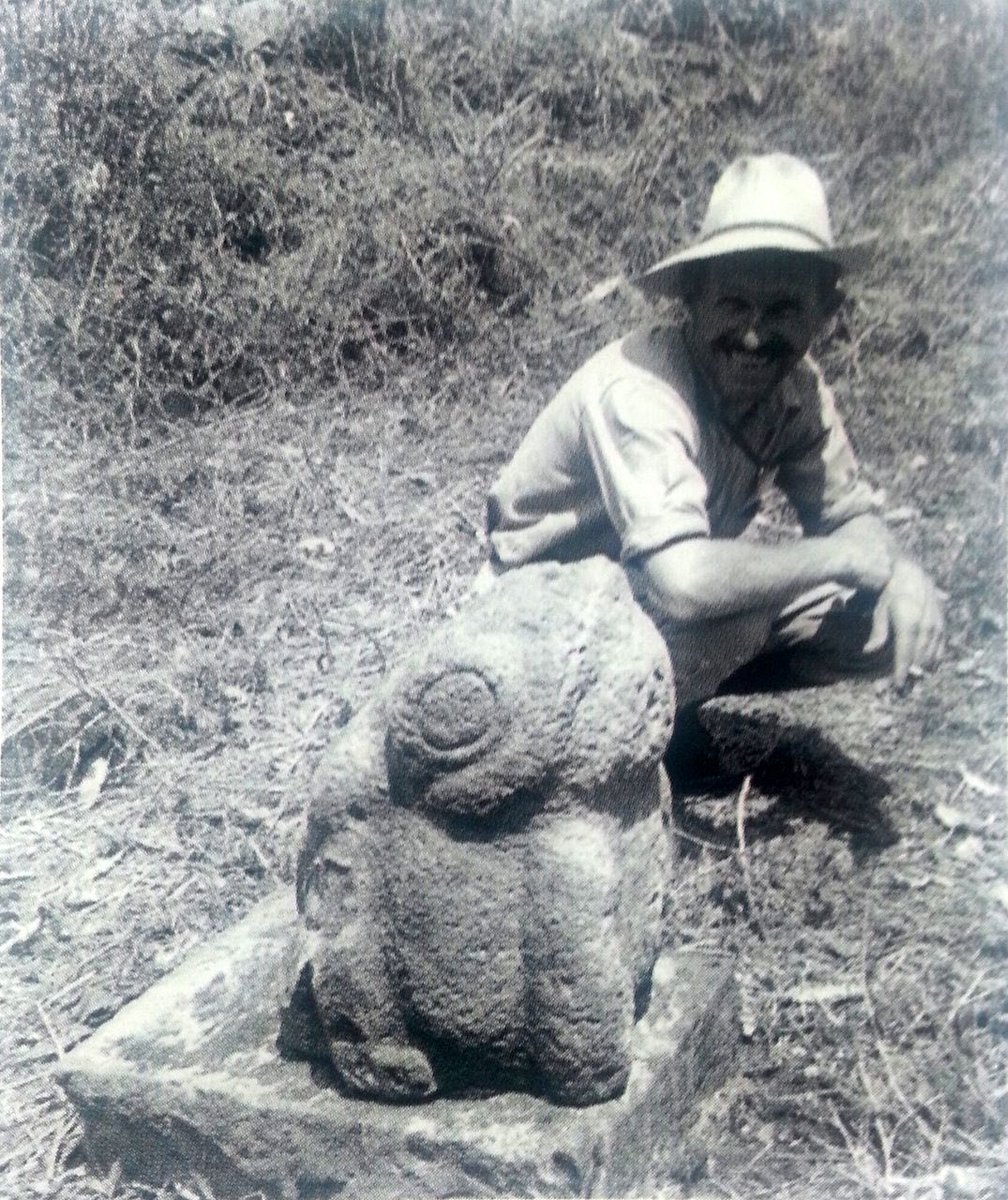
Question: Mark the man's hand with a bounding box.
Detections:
[864,557,946,691]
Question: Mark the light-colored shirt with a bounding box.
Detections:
[487,324,877,568]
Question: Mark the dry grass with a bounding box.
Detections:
[2,0,1007,1196]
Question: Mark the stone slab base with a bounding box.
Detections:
[58,892,739,1199]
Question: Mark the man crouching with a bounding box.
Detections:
[484,153,944,774]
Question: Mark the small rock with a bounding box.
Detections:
[785,981,864,1006]
[934,802,979,832]
[78,758,109,807]
[297,536,335,558]
[953,835,985,863]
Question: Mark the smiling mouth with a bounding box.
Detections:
[714,337,791,374]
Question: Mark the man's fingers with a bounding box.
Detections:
[864,593,891,655]
[912,586,944,668]
[869,568,945,691]
[890,594,923,690]
[892,623,912,689]
[932,587,947,657]
[894,585,946,690]
[923,592,946,666]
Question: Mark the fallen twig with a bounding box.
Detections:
[36,1002,64,1061]
[735,774,764,937]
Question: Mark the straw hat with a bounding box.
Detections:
[635,153,875,297]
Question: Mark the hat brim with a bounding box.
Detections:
[633,227,877,298]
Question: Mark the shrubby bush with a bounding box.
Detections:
[1,0,1004,430]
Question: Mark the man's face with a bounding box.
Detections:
[685,252,833,409]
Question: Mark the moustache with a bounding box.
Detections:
[713,334,793,362]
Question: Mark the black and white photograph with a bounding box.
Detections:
[1,0,1006,1197]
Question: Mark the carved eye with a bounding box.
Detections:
[416,669,497,754]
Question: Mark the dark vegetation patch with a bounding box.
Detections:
[2,0,1006,1196]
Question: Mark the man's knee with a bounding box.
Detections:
[722,587,891,694]
[776,586,890,673]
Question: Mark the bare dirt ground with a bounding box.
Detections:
[2,1,1007,1197]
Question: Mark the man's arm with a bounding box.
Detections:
[639,513,944,690]
[637,523,893,622]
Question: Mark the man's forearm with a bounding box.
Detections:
[637,530,883,624]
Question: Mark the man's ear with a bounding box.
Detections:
[678,262,707,309]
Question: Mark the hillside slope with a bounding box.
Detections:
[2,2,1007,1197]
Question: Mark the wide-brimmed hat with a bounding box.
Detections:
[635,153,875,297]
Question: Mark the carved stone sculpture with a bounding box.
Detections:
[282,556,676,1106]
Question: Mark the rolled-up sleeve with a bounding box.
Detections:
[581,378,710,562]
[777,367,880,534]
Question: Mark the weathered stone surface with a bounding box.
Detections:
[58,891,740,1200]
[290,556,677,1104]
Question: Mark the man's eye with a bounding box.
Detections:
[716,298,749,315]
[766,300,800,319]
